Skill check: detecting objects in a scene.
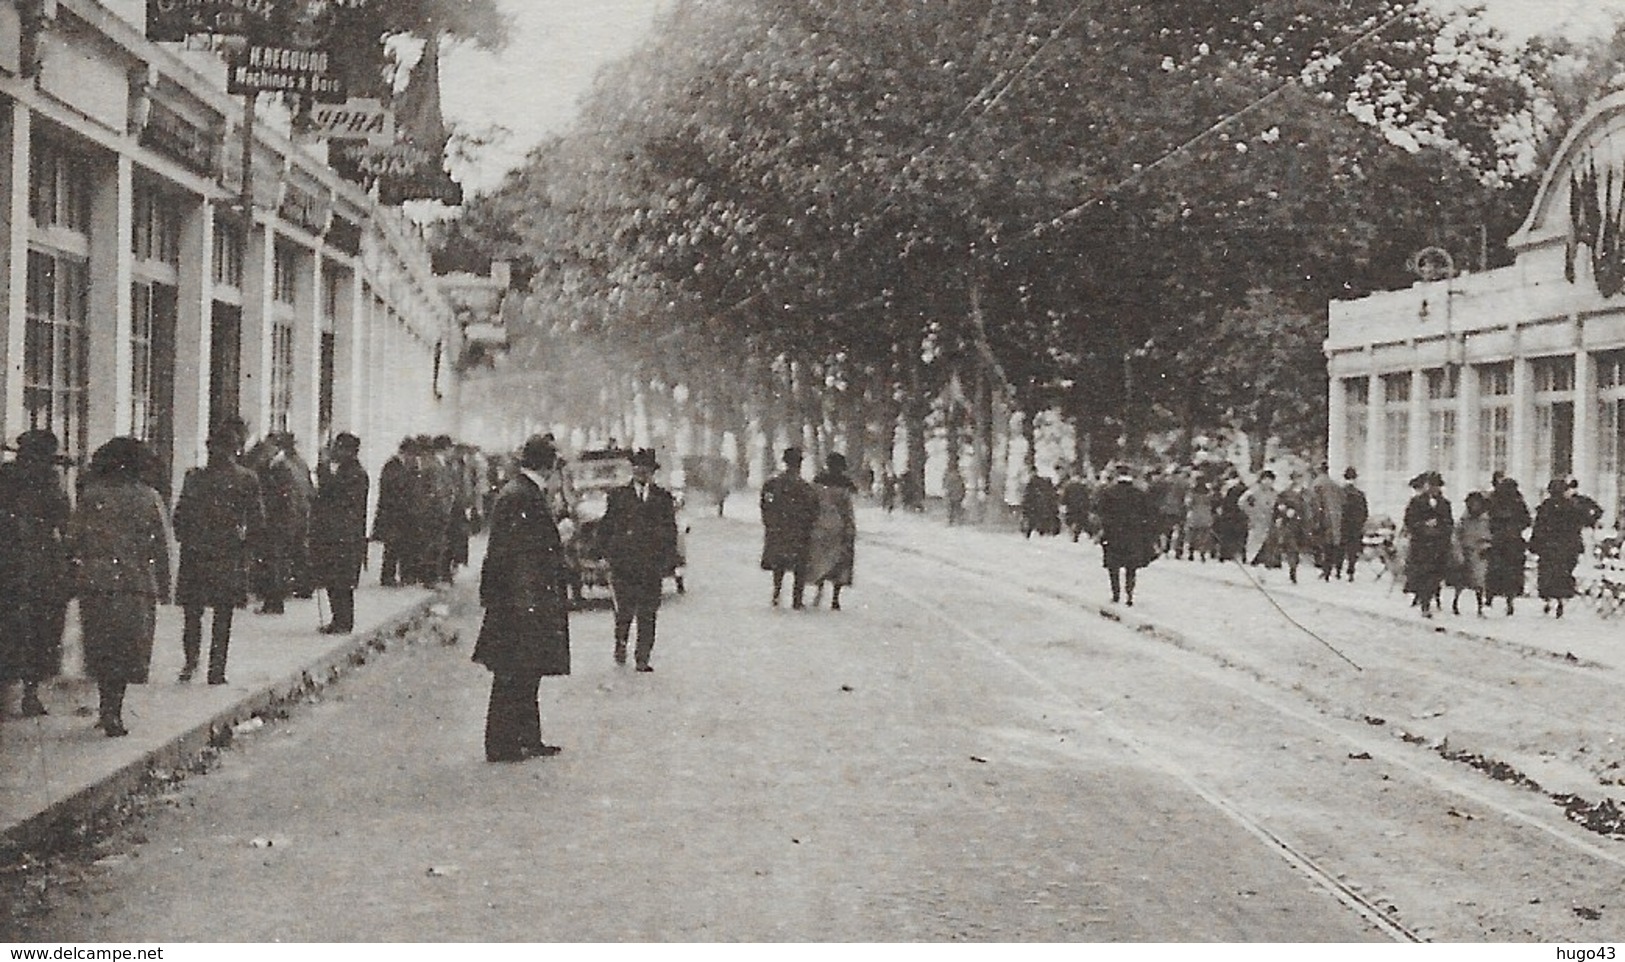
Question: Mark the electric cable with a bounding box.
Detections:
[1227,555,1365,671]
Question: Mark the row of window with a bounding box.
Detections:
[1344,355,1625,482]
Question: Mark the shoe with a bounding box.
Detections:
[486,752,526,763]
[318,623,351,635]
[103,720,129,738]
[257,604,284,615]
[771,595,780,607]
[613,643,627,666]
[831,599,841,611]
[208,676,228,686]
[636,663,654,673]
[523,743,562,758]
[1556,601,1565,618]
[791,601,805,610]
[20,692,47,717]
[178,666,195,683]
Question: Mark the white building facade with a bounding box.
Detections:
[1327,92,1625,525]
[0,0,455,499]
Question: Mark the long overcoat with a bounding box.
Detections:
[806,475,857,586]
[760,470,818,571]
[173,458,264,608]
[473,474,571,678]
[1484,485,1531,600]
[1530,496,1588,601]
[69,479,171,684]
[1096,480,1155,571]
[1240,483,1278,563]
[601,481,680,589]
[1308,473,1345,552]
[311,459,370,591]
[1403,492,1453,599]
[1021,476,1061,536]
[255,452,313,595]
[0,458,71,682]
[1339,483,1370,549]
[371,454,410,545]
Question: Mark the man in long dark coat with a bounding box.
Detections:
[1097,464,1155,606]
[254,433,313,614]
[372,437,413,587]
[173,422,264,684]
[1307,463,1345,581]
[474,434,572,762]
[602,448,679,672]
[759,447,817,608]
[0,430,71,716]
[1337,468,1370,580]
[312,433,370,635]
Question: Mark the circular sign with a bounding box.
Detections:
[1412,246,1455,282]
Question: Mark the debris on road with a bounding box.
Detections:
[426,865,460,877]
[232,717,264,736]
[969,756,988,764]
[1347,752,1372,760]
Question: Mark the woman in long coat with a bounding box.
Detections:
[1239,471,1278,565]
[1530,479,1588,618]
[474,434,571,762]
[1403,472,1453,618]
[1484,476,1531,615]
[1447,491,1492,616]
[806,453,857,610]
[69,438,171,737]
[0,430,71,717]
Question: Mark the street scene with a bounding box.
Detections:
[10,0,1625,947]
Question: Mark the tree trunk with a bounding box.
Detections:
[904,348,929,509]
[1021,403,1039,473]
[971,362,993,520]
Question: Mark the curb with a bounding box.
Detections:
[0,593,447,858]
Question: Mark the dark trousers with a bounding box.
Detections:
[771,566,806,606]
[183,605,235,681]
[484,672,541,761]
[380,543,402,586]
[613,575,661,666]
[328,588,355,631]
[97,680,127,725]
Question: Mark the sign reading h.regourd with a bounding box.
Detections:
[228,45,345,101]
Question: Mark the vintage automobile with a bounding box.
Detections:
[561,447,687,605]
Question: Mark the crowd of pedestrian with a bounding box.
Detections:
[1000,455,1608,623]
[0,423,492,740]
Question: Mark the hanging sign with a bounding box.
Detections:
[139,99,221,176]
[227,45,346,101]
[307,98,394,144]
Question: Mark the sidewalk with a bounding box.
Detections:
[854,500,1625,671]
[0,545,453,856]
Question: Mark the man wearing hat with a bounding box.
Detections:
[1096,462,1156,605]
[473,434,572,762]
[173,421,264,684]
[600,448,679,671]
[759,447,817,608]
[0,429,71,716]
[311,433,370,634]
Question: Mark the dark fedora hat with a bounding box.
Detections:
[519,434,558,471]
[630,448,661,470]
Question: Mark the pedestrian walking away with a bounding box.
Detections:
[1060,469,1093,543]
[1307,462,1345,581]
[473,434,572,762]
[1097,463,1156,606]
[372,437,413,587]
[601,448,680,670]
[69,438,172,737]
[1240,471,1278,567]
[0,429,72,718]
[1020,468,1061,538]
[312,433,370,635]
[1531,478,1588,618]
[252,432,313,613]
[759,446,817,608]
[807,452,858,610]
[172,420,263,684]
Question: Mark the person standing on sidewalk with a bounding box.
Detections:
[602,448,679,669]
[474,434,572,761]
[1097,463,1155,605]
[69,438,171,737]
[1484,476,1531,614]
[173,422,263,684]
[807,453,858,611]
[1060,469,1093,543]
[1531,478,1588,619]
[1448,490,1492,617]
[253,433,313,614]
[759,447,817,609]
[311,433,370,635]
[372,437,412,587]
[0,430,71,718]
[1240,470,1278,567]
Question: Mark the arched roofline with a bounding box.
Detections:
[1510,90,1625,252]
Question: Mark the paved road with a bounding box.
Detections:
[6,512,1388,942]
